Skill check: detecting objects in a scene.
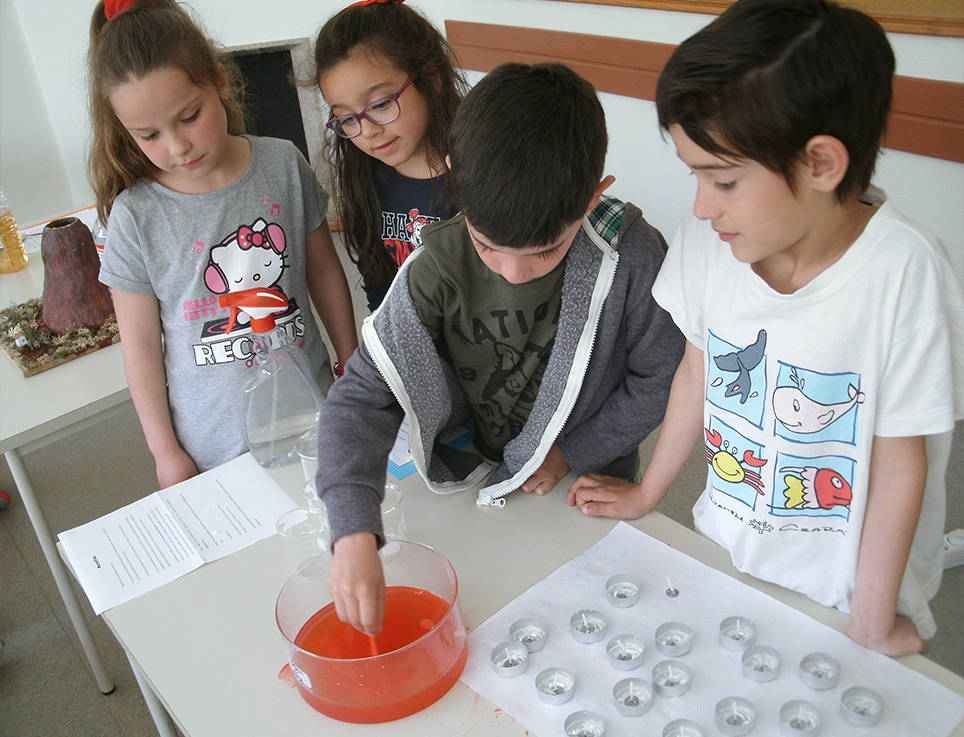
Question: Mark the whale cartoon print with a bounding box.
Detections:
[772,367,864,435]
[781,465,853,510]
[712,329,767,405]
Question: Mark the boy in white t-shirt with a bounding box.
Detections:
[569,0,964,657]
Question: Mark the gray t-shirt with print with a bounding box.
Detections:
[99,136,333,471]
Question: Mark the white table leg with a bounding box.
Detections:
[4,448,114,693]
[126,650,178,737]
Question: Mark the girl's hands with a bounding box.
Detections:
[329,532,385,636]
[154,445,198,488]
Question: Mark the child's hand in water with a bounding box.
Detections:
[329,531,385,636]
[520,444,570,495]
[567,475,659,520]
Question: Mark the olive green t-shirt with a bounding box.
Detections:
[407,216,564,461]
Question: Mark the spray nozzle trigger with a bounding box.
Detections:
[218,287,289,334]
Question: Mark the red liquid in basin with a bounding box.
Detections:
[291,585,467,723]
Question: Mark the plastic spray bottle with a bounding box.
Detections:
[219,287,322,467]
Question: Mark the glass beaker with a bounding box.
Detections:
[275,541,467,723]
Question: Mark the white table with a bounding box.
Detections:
[0,250,130,693]
[100,461,964,737]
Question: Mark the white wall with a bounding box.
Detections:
[0,0,74,224]
[7,0,963,275]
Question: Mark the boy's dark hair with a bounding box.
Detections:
[656,0,894,201]
[449,63,607,248]
[313,2,466,292]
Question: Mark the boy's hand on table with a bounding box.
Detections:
[567,475,659,520]
[847,611,929,658]
[520,444,570,495]
[155,446,198,489]
[329,532,385,636]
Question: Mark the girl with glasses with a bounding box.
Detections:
[314,0,467,311]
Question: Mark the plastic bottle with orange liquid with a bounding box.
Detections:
[0,189,28,274]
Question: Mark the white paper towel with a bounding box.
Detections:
[460,523,963,737]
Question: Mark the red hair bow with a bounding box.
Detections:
[346,0,404,8]
[104,0,156,20]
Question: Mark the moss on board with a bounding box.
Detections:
[0,297,118,376]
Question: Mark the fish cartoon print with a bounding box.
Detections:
[780,465,853,510]
[772,367,864,434]
[712,329,766,404]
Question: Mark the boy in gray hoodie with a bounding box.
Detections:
[316,62,683,634]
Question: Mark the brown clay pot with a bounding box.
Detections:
[41,217,114,333]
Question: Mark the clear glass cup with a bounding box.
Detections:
[276,507,328,571]
[382,483,406,541]
[296,427,319,482]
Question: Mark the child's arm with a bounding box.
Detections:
[568,339,705,518]
[328,531,386,636]
[305,221,359,368]
[112,289,198,488]
[848,434,929,656]
[521,443,570,495]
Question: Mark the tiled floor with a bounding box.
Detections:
[1,407,961,736]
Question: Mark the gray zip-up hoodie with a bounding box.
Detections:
[316,201,683,546]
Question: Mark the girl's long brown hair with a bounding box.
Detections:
[313,2,466,292]
[88,0,245,225]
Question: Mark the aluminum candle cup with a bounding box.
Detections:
[719,616,757,651]
[715,696,757,736]
[663,719,705,737]
[779,700,822,736]
[570,609,607,643]
[655,622,693,657]
[606,634,645,671]
[490,641,528,677]
[275,541,467,724]
[612,678,653,717]
[798,653,840,690]
[652,659,692,697]
[535,667,575,705]
[840,686,884,727]
[605,574,642,607]
[741,645,781,682]
[564,710,605,737]
[509,618,547,652]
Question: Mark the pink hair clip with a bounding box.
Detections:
[346,0,404,8]
[104,0,156,20]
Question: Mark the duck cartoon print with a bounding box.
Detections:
[203,218,288,328]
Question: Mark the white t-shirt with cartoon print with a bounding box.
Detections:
[653,189,964,638]
[100,136,333,472]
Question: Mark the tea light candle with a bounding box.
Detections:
[741,644,781,682]
[606,634,645,671]
[570,609,607,643]
[798,652,840,690]
[652,659,692,697]
[663,718,705,737]
[779,700,822,736]
[535,667,575,706]
[655,622,693,657]
[509,618,547,652]
[564,710,605,737]
[719,616,757,651]
[840,686,884,727]
[605,574,642,607]
[490,641,528,677]
[612,677,654,717]
[715,696,757,737]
